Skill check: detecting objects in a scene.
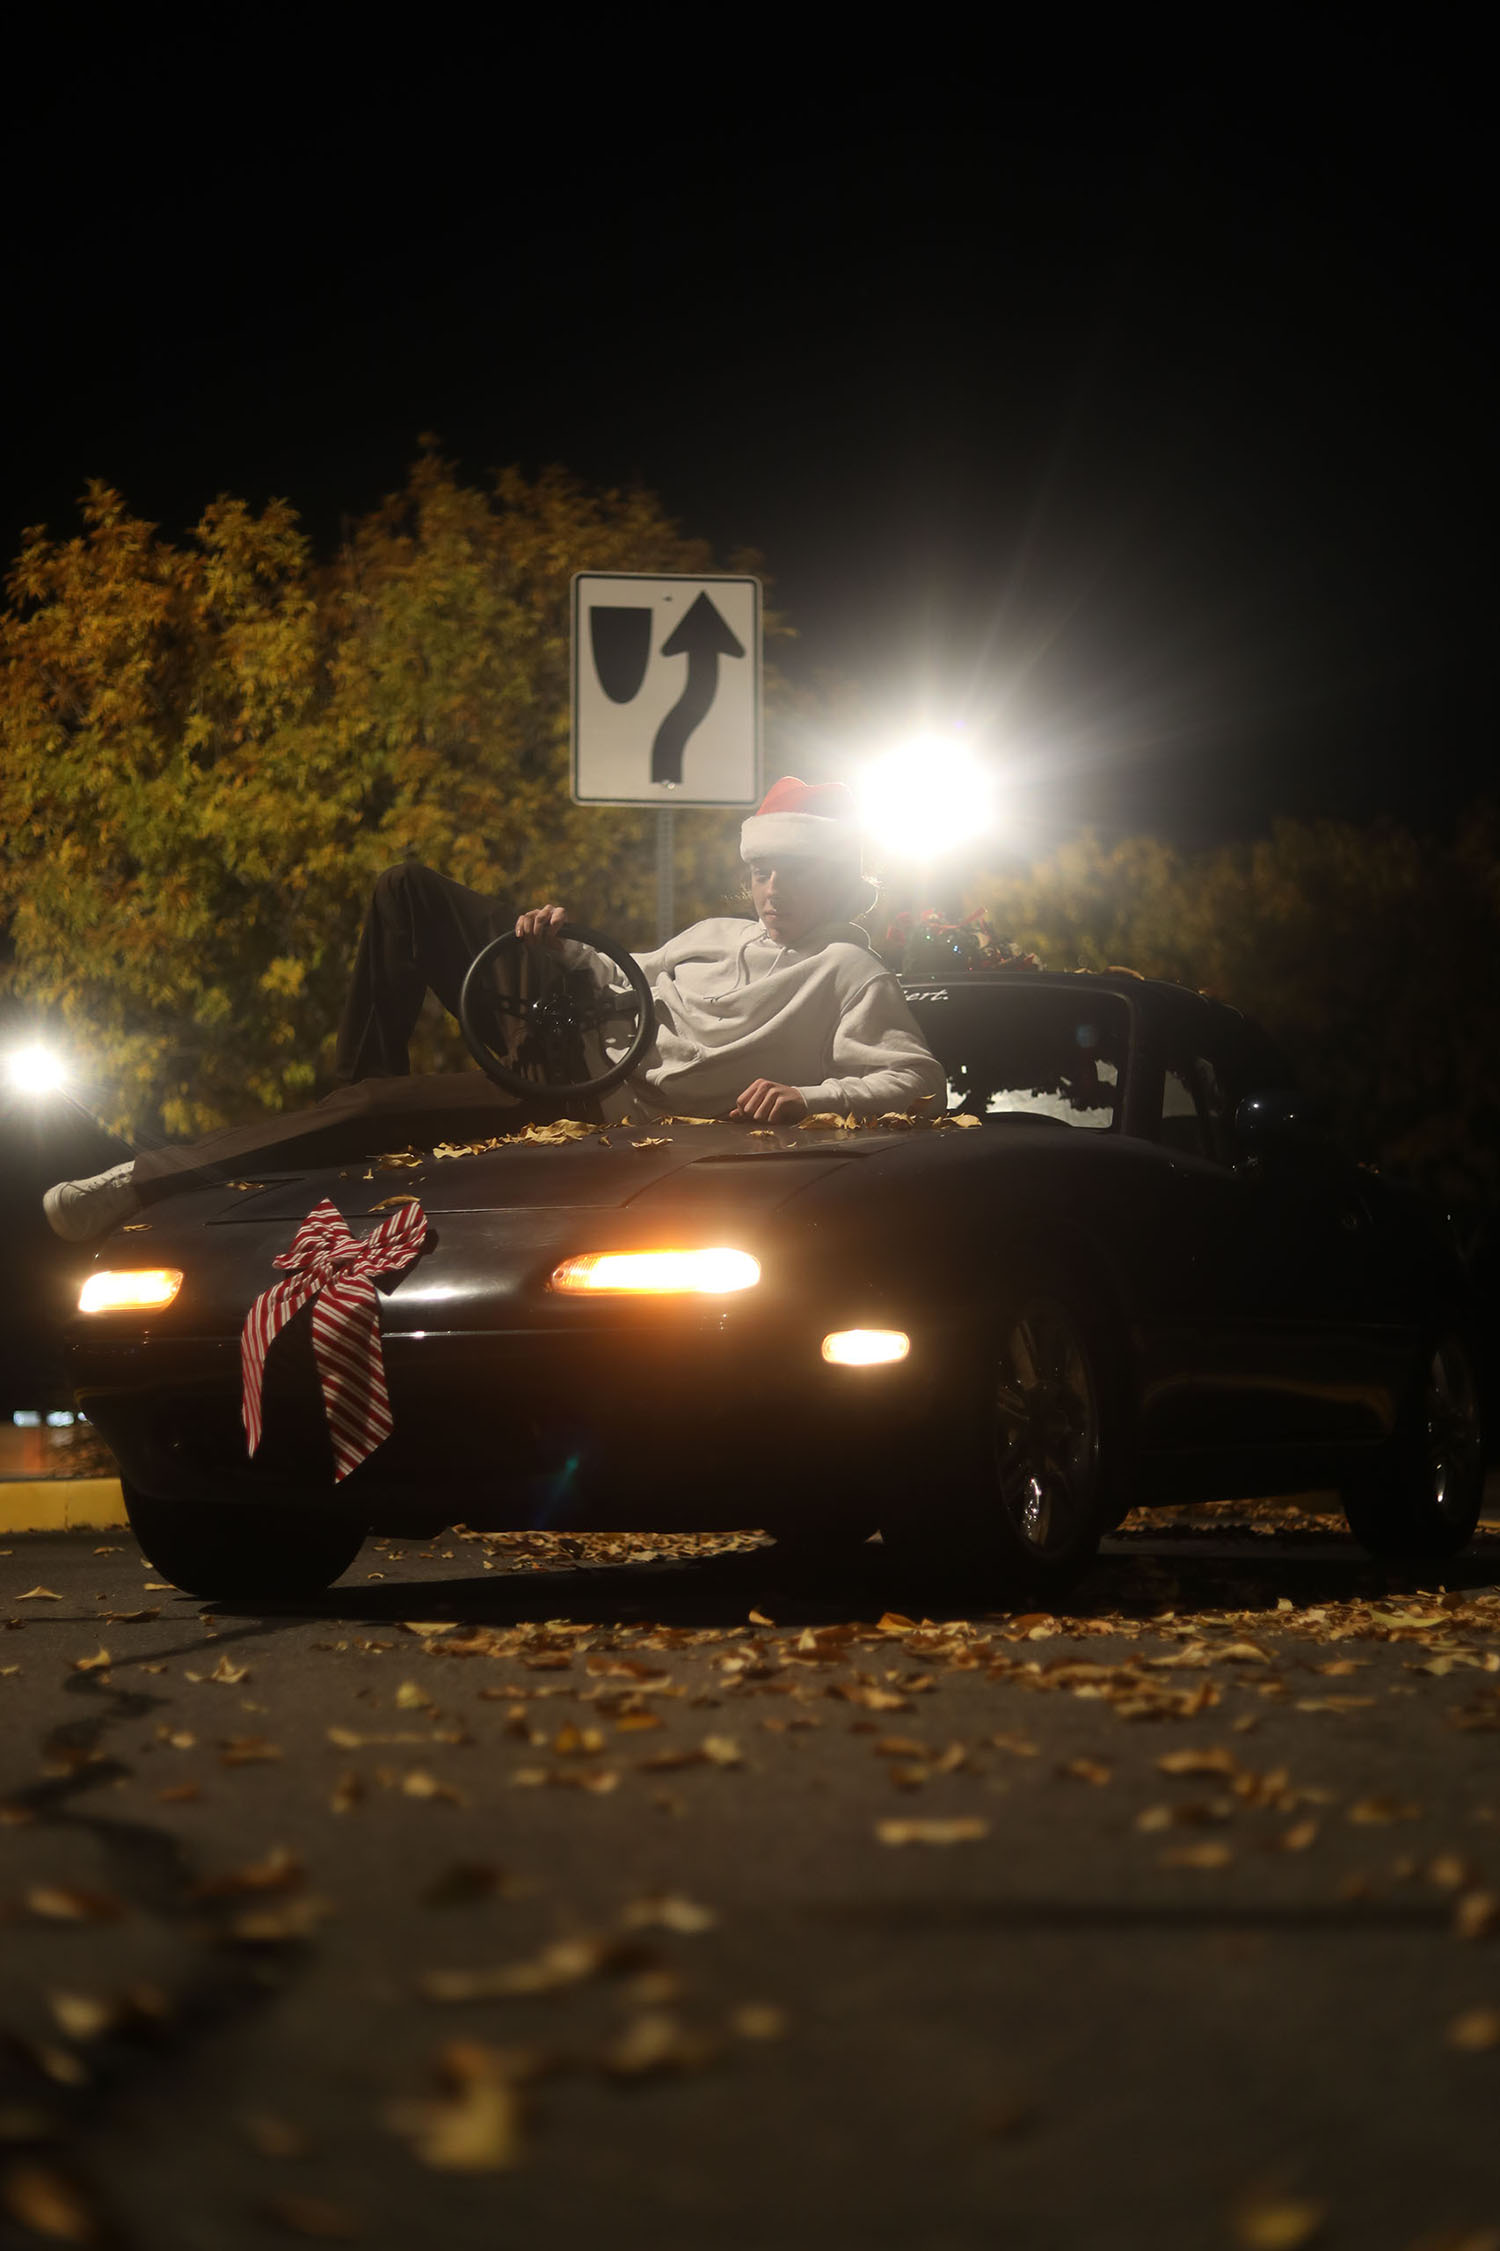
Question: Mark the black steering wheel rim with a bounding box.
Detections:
[458,922,656,1100]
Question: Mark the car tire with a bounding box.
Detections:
[1341,1323,1485,1562]
[886,1262,1125,1603]
[122,1482,366,1600]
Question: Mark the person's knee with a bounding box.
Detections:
[371,862,440,914]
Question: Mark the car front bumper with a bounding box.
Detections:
[69,1306,956,1533]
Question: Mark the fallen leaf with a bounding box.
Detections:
[209,1654,250,1686]
[1348,1796,1422,1825]
[1446,2006,1500,2052]
[47,1993,116,2042]
[219,1737,283,1766]
[1157,1747,1242,1779]
[155,1783,200,1805]
[385,2042,527,2171]
[25,1886,125,1924]
[1058,1757,1111,1785]
[420,1936,632,2001]
[15,1588,61,1602]
[1427,1854,1481,1891]
[876,1818,989,1847]
[1159,1841,1234,1870]
[1275,1820,1320,1853]
[69,1649,112,1673]
[1453,1890,1500,1941]
[401,1771,466,1804]
[552,1724,606,1757]
[194,1846,303,1899]
[600,2010,716,2078]
[0,2161,100,2243]
[747,1609,776,1627]
[1231,2189,1327,2249]
[394,1681,433,1711]
[330,1771,364,1815]
[226,1897,332,1945]
[620,1893,718,1935]
[729,2003,787,2040]
[701,1735,743,1767]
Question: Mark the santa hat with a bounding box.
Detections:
[740,776,864,869]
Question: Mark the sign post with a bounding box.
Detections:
[571,573,762,944]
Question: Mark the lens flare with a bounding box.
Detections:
[7,1044,68,1096]
[858,735,996,860]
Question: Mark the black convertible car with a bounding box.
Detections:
[66,955,1486,1599]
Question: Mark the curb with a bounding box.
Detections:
[0,1479,129,1534]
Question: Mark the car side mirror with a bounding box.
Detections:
[1235,1089,1331,1149]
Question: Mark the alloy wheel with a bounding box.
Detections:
[990,1296,1101,1556]
[1423,1336,1483,1521]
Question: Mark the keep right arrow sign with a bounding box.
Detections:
[571,573,761,808]
[651,592,747,785]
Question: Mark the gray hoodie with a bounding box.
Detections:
[569,916,947,1120]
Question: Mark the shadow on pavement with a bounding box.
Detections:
[199,1519,1500,1632]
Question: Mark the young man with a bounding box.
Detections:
[515,775,944,1125]
[43,777,944,1239]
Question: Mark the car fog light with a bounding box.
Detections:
[550,1247,761,1295]
[821,1329,910,1366]
[78,1268,184,1314]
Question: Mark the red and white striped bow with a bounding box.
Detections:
[241,1196,429,1482]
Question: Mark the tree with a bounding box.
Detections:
[970,816,1500,1206]
[0,454,777,1138]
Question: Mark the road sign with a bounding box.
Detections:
[571,573,761,807]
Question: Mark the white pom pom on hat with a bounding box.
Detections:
[740,775,864,868]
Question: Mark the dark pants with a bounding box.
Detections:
[335,863,515,1082]
[131,864,521,1202]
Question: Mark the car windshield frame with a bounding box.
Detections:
[899,978,1137,1135]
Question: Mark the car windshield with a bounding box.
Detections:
[905,985,1130,1131]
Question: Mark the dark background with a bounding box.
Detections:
[6,33,1494,850]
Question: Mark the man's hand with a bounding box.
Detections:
[729,1079,808,1125]
[514,904,569,944]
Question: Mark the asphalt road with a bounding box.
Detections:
[2,1507,1500,2251]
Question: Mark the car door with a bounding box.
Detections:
[1143,1021,1394,1452]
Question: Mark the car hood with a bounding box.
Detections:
[197,1119,885,1225]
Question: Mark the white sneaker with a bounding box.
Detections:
[43,1161,142,1243]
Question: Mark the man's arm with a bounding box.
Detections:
[794,973,948,1119]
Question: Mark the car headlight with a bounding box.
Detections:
[821,1329,910,1366]
[78,1269,184,1314]
[550,1248,761,1296]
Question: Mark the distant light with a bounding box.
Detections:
[550,1247,761,1295]
[12,1410,41,1428]
[858,735,997,860]
[821,1328,911,1366]
[7,1043,68,1096]
[79,1269,184,1314]
[45,1411,75,1427]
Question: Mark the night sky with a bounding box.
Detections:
[8,36,1495,851]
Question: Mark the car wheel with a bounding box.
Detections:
[122,1482,366,1600]
[889,1268,1123,1602]
[1341,1324,1485,1562]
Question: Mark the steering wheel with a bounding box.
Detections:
[458,922,655,1101]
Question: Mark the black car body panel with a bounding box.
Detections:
[67,972,1474,1535]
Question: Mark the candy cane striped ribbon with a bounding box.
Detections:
[241,1196,428,1482]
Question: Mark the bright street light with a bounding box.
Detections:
[6,1044,69,1097]
[857,733,997,861]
